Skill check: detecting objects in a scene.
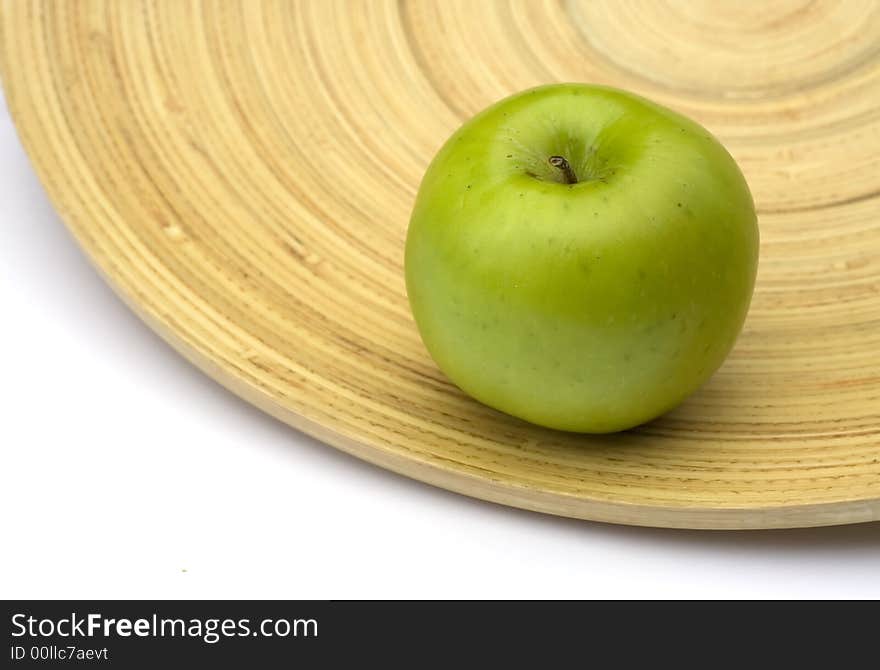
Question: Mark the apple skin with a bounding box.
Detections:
[405,84,758,433]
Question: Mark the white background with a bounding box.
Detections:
[2,91,879,600]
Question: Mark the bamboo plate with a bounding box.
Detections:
[3,1,880,529]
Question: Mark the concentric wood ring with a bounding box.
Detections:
[2,0,879,528]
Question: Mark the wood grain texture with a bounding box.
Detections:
[2,0,879,529]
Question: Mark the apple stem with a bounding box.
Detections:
[549,155,578,184]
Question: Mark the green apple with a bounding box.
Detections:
[405,84,758,433]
